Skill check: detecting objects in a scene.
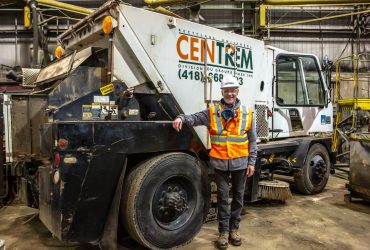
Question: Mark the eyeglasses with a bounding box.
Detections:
[222,88,239,94]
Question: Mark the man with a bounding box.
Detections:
[172,74,257,249]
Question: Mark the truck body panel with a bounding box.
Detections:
[114,5,266,147]
[39,121,203,242]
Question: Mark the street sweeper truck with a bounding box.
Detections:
[0,0,334,249]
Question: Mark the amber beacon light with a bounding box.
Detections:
[102,16,113,34]
[54,46,64,59]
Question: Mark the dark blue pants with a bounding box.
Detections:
[215,168,247,233]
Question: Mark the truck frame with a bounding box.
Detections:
[0,1,334,249]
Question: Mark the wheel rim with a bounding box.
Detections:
[309,154,327,185]
[152,176,196,231]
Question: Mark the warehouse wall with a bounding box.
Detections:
[265,6,369,63]
[0,43,32,67]
[0,1,369,70]
[268,38,351,60]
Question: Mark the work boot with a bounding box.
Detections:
[216,232,229,249]
[229,230,242,246]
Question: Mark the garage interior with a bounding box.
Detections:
[1,0,370,250]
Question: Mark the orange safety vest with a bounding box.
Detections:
[209,105,252,159]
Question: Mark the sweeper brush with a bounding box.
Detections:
[258,180,292,202]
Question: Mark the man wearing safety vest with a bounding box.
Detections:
[173,74,257,250]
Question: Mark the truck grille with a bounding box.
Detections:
[255,105,269,140]
[22,68,40,87]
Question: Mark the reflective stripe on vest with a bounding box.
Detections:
[214,105,223,135]
[239,106,247,135]
[245,106,252,131]
[210,134,249,144]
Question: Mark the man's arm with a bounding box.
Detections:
[246,113,258,176]
[172,110,210,132]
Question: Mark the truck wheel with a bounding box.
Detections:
[294,143,330,194]
[121,153,210,249]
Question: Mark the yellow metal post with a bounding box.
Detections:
[260,4,266,28]
[333,111,341,152]
[24,5,31,29]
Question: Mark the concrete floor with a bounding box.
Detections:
[1,173,370,250]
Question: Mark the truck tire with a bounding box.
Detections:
[294,143,330,194]
[121,153,210,249]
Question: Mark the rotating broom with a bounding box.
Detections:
[257,157,292,202]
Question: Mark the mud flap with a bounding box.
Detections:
[99,158,127,249]
[244,155,261,202]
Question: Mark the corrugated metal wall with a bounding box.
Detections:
[265,6,369,61]
[0,43,31,67]
[267,37,354,60]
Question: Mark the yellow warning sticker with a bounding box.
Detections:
[100,83,114,95]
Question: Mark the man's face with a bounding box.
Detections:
[222,87,239,105]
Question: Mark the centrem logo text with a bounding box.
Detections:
[176,34,253,73]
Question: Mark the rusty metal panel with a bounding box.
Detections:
[39,165,61,238]
[10,95,48,160]
[19,177,29,205]
[48,67,106,109]
[11,96,31,158]
[29,97,48,157]
[349,140,370,199]
[35,47,92,85]
[40,123,53,157]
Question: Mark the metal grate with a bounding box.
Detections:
[22,68,40,88]
[255,104,269,140]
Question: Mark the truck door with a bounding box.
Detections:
[273,54,332,138]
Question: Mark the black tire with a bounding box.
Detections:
[121,153,210,249]
[294,143,330,195]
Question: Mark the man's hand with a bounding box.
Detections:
[246,165,255,177]
[172,117,183,132]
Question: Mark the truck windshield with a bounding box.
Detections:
[276,55,325,106]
